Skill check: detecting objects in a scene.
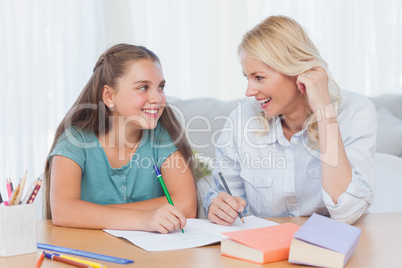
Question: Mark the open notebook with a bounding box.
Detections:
[104,216,277,251]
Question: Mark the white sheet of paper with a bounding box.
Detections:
[103,216,278,251]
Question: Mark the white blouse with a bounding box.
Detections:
[203,90,377,224]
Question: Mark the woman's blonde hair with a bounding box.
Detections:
[239,15,341,144]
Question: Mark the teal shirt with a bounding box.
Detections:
[49,124,177,205]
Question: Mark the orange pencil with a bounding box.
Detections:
[35,251,45,268]
[44,252,91,268]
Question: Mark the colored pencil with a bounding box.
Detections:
[9,178,14,191]
[6,178,12,199]
[15,170,27,204]
[44,252,91,268]
[35,251,45,268]
[8,180,21,206]
[53,253,107,268]
[26,179,42,204]
[37,243,134,264]
[22,178,38,204]
[153,165,184,233]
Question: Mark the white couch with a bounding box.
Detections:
[168,94,402,218]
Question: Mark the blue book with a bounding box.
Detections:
[288,213,361,268]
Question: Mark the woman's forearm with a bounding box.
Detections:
[317,105,352,204]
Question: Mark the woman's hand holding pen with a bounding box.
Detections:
[208,192,247,226]
[141,204,186,234]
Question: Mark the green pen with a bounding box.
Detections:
[153,165,184,233]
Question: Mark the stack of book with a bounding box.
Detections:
[220,213,361,267]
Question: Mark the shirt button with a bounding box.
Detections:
[121,174,126,178]
[292,140,299,145]
[123,195,127,200]
[122,185,126,190]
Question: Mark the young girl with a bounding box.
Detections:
[203,16,376,225]
[45,44,197,233]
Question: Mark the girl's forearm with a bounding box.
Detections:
[107,194,197,218]
[51,199,149,230]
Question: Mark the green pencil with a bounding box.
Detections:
[153,165,184,233]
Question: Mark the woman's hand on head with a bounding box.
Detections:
[296,66,332,113]
[207,192,247,226]
[141,204,187,234]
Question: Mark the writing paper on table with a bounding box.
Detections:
[103,216,277,252]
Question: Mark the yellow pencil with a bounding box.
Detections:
[9,181,20,206]
[53,254,107,268]
[15,170,28,205]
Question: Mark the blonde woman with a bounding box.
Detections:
[45,44,196,233]
[203,16,376,225]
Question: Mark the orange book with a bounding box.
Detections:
[221,222,300,264]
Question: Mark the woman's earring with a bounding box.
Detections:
[106,102,115,111]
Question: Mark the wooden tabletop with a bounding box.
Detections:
[1,212,401,267]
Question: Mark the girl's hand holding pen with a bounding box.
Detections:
[208,192,247,226]
[141,204,186,234]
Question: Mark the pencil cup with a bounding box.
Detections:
[0,204,37,257]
